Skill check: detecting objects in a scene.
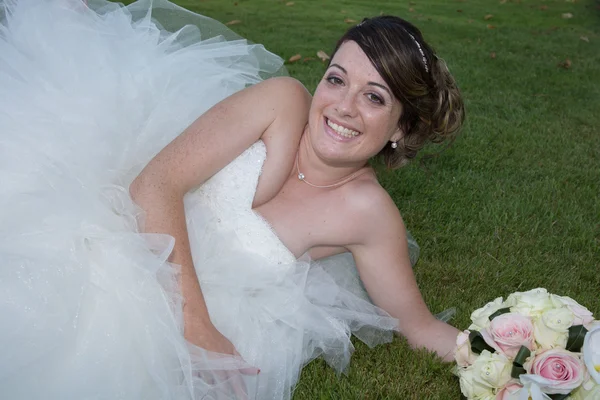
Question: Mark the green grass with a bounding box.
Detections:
[131,0,599,398]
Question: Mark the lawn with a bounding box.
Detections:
[138,0,599,398]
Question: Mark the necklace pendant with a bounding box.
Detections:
[298,173,305,180]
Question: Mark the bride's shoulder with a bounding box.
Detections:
[253,77,311,139]
[339,174,405,238]
[257,76,312,108]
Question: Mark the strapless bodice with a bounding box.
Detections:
[185,140,296,267]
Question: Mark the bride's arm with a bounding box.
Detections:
[346,184,459,361]
[130,77,310,350]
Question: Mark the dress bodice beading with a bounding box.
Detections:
[185,140,296,266]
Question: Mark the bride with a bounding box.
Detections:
[0,0,464,399]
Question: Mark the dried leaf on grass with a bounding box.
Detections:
[225,20,241,26]
[487,24,496,29]
[580,36,589,42]
[344,18,356,23]
[303,57,315,62]
[562,13,573,19]
[484,14,493,20]
[490,52,497,59]
[288,54,301,63]
[558,59,572,69]
[409,8,415,12]
[539,5,548,10]
[317,50,330,62]
[286,1,294,5]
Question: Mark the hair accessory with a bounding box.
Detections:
[407,33,429,73]
[391,141,398,149]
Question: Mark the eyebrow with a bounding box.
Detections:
[329,63,392,97]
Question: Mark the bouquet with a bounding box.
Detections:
[455,288,600,400]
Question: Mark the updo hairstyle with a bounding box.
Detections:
[330,16,465,168]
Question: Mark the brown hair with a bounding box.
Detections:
[330,16,465,168]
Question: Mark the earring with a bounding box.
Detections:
[391,141,398,149]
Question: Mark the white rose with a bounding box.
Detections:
[471,350,512,389]
[583,325,600,385]
[458,366,496,399]
[505,288,553,317]
[533,308,575,350]
[550,295,595,326]
[533,308,574,350]
[469,297,506,330]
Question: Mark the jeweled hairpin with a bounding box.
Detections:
[407,33,429,73]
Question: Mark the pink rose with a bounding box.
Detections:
[481,313,535,359]
[521,349,585,394]
[496,383,523,400]
[455,330,477,367]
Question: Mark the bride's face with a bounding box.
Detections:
[308,40,403,167]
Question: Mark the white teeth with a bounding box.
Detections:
[327,119,360,138]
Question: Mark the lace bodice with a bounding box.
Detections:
[187,140,295,265]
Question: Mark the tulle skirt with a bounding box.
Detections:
[0,1,403,399]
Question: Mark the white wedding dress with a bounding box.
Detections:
[0,1,421,399]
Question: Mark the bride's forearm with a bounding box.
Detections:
[130,178,213,328]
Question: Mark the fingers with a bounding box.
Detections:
[238,366,260,376]
[231,350,260,376]
[197,366,257,399]
[192,346,259,398]
[226,370,249,400]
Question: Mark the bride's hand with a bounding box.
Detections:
[185,321,259,398]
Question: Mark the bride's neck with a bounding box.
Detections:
[296,133,368,186]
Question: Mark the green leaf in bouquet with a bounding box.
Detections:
[488,307,512,321]
[548,394,570,400]
[510,346,531,379]
[566,325,588,352]
[468,330,495,354]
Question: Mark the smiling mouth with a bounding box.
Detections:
[326,118,361,138]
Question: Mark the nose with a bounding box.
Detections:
[335,89,359,118]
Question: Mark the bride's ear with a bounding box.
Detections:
[390,127,404,144]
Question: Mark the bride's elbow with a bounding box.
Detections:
[129,173,143,198]
[129,170,178,206]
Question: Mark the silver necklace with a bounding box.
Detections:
[295,152,367,189]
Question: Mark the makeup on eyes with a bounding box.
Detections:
[326,65,390,106]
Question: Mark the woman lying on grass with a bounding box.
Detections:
[1,0,464,398]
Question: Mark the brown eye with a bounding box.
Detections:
[326,76,343,85]
[367,93,384,105]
